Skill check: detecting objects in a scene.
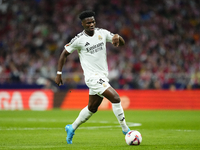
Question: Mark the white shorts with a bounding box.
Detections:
[85,75,110,98]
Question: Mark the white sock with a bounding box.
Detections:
[72,106,93,130]
[112,102,129,132]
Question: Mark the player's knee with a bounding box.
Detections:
[88,106,98,113]
[112,94,120,103]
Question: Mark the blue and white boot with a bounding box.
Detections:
[65,124,75,144]
[122,128,131,135]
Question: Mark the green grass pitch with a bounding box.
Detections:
[0,110,200,150]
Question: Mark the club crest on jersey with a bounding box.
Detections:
[98,35,102,40]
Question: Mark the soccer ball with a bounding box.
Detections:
[125,130,142,145]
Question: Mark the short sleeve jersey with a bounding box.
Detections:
[64,28,114,81]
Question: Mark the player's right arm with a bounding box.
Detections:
[55,35,79,86]
[55,50,70,86]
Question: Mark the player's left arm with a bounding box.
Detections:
[112,34,125,47]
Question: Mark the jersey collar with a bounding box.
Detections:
[83,29,95,37]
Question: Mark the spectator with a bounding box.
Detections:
[0,0,200,90]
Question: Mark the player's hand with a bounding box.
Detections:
[112,34,120,47]
[55,75,63,86]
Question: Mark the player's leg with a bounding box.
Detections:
[88,94,103,113]
[66,95,103,144]
[102,86,130,134]
[72,94,103,130]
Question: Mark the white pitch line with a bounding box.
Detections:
[171,129,199,132]
[0,121,141,131]
[0,118,142,125]
[79,122,142,130]
[0,145,68,149]
[0,127,62,130]
[0,128,199,132]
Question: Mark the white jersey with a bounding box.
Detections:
[64,28,114,81]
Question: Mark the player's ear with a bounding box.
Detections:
[81,21,84,27]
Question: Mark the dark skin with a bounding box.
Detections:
[55,16,125,113]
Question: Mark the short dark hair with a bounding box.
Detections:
[79,10,95,21]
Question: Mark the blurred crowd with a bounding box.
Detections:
[0,0,200,90]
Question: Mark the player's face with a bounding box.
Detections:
[82,17,96,35]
